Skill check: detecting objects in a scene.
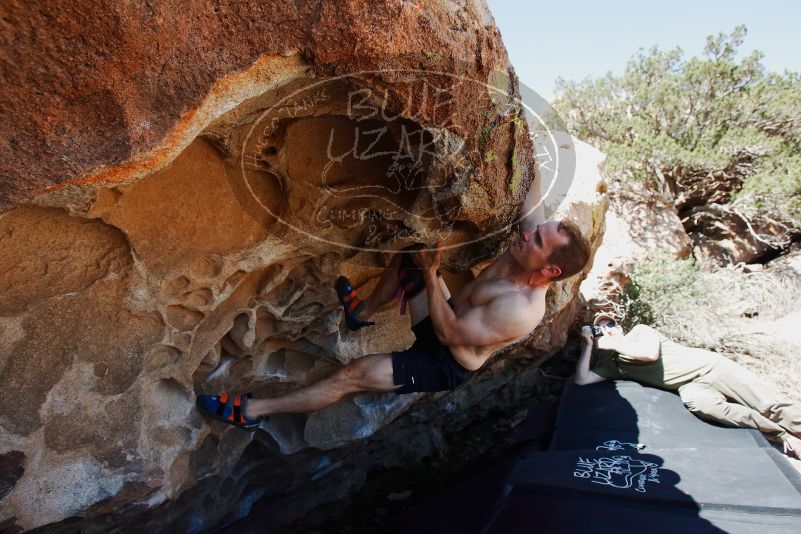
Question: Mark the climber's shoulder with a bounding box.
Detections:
[480,284,546,332]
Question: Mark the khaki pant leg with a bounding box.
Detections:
[678,377,786,441]
[706,359,801,437]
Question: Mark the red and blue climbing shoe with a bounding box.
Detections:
[196,392,264,431]
[335,276,375,331]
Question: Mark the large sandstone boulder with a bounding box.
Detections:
[581,177,692,312]
[670,163,792,266]
[0,1,606,530]
[683,204,790,266]
[581,199,692,309]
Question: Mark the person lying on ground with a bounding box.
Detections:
[196,220,591,430]
[574,314,801,458]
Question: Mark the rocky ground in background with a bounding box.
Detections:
[0,1,606,531]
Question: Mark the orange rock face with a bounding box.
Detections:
[0,1,606,530]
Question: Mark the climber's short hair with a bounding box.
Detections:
[547,220,590,282]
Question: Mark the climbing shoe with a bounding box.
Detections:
[196,392,265,431]
[335,276,375,331]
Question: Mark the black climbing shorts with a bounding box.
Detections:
[391,299,472,394]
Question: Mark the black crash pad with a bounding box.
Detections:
[513,447,801,512]
[551,381,768,450]
[487,490,801,534]
[375,380,801,534]
[485,381,801,533]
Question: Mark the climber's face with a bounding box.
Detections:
[510,221,566,279]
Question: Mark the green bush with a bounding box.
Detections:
[623,250,801,345]
[553,26,801,227]
[622,252,696,324]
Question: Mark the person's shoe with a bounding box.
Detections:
[335,276,375,331]
[782,434,801,459]
[196,392,265,431]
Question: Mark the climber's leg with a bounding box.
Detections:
[244,354,398,417]
[707,358,801,438]
[335,252,404,331]
[335,246,451,330]
[357,251,405,320]
[679,378,786,440]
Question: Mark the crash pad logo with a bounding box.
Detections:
[573,455,661,493]
[595,440,645,452]
[227,63,575,258]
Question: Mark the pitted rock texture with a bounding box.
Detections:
[0,1,606,530]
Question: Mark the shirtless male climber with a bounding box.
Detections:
[575,314,801,458]
[196,179,591,430]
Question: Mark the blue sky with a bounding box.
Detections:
[487,0,801,102]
